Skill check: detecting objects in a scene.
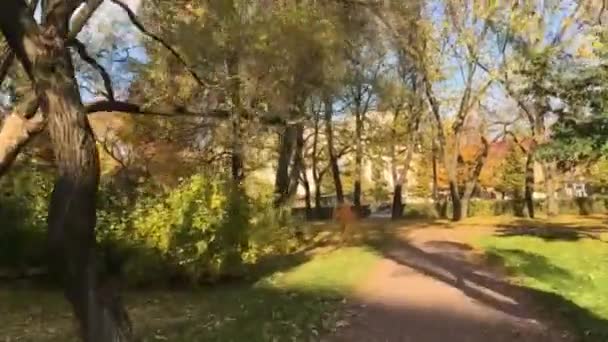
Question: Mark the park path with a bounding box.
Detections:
[331,224,573,342]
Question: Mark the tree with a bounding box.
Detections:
[0,1,133,340]
[496,144,526,199]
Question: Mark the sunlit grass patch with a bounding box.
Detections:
[479,233,608,341]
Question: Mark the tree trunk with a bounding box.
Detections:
[0,2,133,341]
[542,161,559,216]
[448,180,462,221]
[274,125,296,206]
[353,110,362,210]
[324,97,344,204]
[301,170,312,219]
[524,151,535,218]
[391,144,415,220]
[311,107,323,217]
[314,178,322,216]
[391,184,403,218]
[425,80,462,221]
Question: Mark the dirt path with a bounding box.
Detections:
[332,224,573,342]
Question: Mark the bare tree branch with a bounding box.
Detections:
[0,0,40,85]
[109,0,212,88]
[84,100,229,118]
[69,38,115,101]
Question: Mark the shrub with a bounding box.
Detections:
[403,203,439,219]
[96,174,300,287]
[0,165,52,269]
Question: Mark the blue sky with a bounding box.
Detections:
[75,0,146,102]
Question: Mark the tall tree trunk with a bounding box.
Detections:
[314,177,322,215]
[353,110,363,210]
[459,137,489,219]
[425,79,462,221]
[524,151,535,218]
[0,1,132,341]
[311,107,323,217]
[392,142,415,220]
[274,125,296,206]
[324,97,344,204]
[301,169,312,219]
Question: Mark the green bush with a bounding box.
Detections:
[0,165,52,269]
[403,203,440,219]
[96,174,299,287]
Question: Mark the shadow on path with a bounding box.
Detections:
[333,221,608,341]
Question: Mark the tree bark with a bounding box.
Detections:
[324,97,344,204]
[0,1,133,340]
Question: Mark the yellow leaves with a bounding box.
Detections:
[577,45,594,58]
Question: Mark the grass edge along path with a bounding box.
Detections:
[478,231,608,342]
[0,246,380,341]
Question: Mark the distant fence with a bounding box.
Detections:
[293,197,608,221]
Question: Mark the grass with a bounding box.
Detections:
[478,216,608,341]
[0,247,380,342]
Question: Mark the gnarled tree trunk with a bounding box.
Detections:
[0,1,132,340]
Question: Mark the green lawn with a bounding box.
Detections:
[0,247,380,342]
[479,225,608,341]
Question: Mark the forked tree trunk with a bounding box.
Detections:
[0,2,133,340]
[459,137,489,219]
